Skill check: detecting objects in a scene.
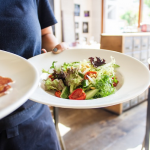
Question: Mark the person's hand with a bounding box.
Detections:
[52,42,69,54]
[41,42,69,54]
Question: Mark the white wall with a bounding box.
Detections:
[55,0,101,44]
[74,0,101,43]
[91,0,101,43]
[61,0,74,11]
[61,0,75,43]
[74,0,92,43]
[54,0,62,43]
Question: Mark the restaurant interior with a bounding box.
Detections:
[46,0,150,150]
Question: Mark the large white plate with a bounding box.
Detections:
[0,50,39,119]
[29,49,150,109]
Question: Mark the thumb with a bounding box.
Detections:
[41,49,47,53]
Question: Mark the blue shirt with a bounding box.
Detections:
[0,0,57,59]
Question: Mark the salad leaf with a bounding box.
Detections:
[113,76,118,83]
[42,69,50,74]
[93,75,115,98]
[45,78,65,91]
[61,62,80,71]
[78,72,84,78]
[113,64,120,68]
[65,68,83,93]
[50,61,57,69]
[52,69,66,81]
[89,57,106,68]
[81,79,89,88]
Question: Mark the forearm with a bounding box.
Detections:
[41,26,69,54]
[42,33,58,52]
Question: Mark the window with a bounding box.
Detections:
[103,0,139,33]
[142,0,150,24]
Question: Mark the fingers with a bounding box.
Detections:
[41,49,47,53]
[52,42,69,54]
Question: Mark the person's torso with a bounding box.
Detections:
[0,0,41,59]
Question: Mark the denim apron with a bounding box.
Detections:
[0,101,61,150]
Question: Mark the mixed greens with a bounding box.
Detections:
[42,56,120,100]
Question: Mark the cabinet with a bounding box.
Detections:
[100,33,150,114]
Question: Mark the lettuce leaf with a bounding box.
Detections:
[65,68,83,93]
[50,61,57,69]
[93,75,116,98]
[45,78,65,91]
[42,69,50,74]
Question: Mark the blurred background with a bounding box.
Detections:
[49,1,150,150]
[50,0,150,48]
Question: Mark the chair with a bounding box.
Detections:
[141,60,150,150]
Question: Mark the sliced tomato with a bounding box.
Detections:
[112,76,119,87]
[84,71,97,80]
[0,85,11,94]
[113,81,119,87]
[49,74,54,81]
[55,91,61,98]
[69,88,86,100]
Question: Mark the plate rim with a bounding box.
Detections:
[0,50,39,119]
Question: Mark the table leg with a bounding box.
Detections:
[53,107,66,150]
[142,88,150,150]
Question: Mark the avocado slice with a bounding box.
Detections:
[60,86,70,99]
[85,89,99,100]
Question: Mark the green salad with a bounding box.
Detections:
[42,56,120,100]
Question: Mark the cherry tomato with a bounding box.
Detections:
[69,88,86,100]
[55,91,61,98]
[112,76,119,87]
[49,74,54,81]
[113,83,117,87]
[84,71,97,80]
[113,81,119,87]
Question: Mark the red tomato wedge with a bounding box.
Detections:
[69,88,86,100]
[113,81,119,87]
[112,77,119,87]
[55,91,61,98]
[49,74,54,81]
[84,71,97,80]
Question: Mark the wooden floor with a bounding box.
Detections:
[58,101,147,150]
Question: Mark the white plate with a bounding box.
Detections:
[29,49,150,109]
[0,50,39,119]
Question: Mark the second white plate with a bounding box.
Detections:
[0,50,39,119]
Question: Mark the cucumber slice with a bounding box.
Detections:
[60,86,70,99]
[85,89,99,100]
[70,84,74,94]
[78,72,84,78]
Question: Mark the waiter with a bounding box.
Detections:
[0,0,68,149]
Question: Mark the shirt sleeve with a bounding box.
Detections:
[38,0,57,29]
